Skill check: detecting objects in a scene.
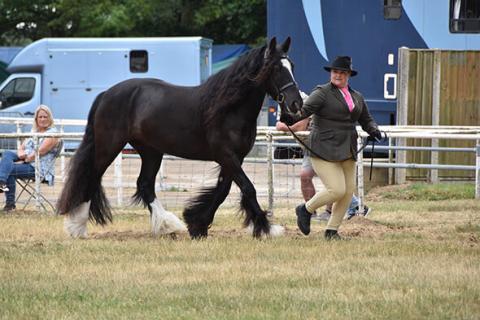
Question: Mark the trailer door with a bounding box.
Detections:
[47,49,89,119]
[47,49,129,120]
[86,49,129,91]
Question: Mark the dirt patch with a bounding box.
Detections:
[339,215,396,238]
[467,233,479,247]
[91,230,153,240]
[90,230,195,241]
[88,217,401,241]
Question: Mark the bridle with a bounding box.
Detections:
[274,81,297,104]
[270,56,297,106]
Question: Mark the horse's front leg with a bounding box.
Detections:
[222,158,284,238]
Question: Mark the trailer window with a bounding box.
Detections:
[450,0,480,33]
[130,50,148,73]
[384,0,402,20]
[0,77,35,109]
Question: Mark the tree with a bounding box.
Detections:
[0,0,266,46]
[192,0,266,45]
[0,0,63,45]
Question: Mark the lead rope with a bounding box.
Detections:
[369,140,375,181]
[286,125,378,181]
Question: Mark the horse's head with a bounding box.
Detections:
[262,37,303,125]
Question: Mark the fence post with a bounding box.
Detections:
[267,131,274,213]
[158,161,167,191]
[34,135,41,211]
[357,136,365,210]
[388,137,394,184]
[476,140,480,199]
[16,123,22,149]
[429,50,441,183]
[59,125,65,182]
[396,47,410,184]
[114,153,123,206]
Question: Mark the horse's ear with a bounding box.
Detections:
[265,37,277,58]
[281,37,291,53]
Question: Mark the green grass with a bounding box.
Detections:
[378,182,475,200]
[1,184,479,319]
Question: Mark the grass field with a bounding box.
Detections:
[0,184,479,319]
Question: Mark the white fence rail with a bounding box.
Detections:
[0,117,479,212]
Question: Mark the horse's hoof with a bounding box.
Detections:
[152,212,187,235]
[64,216,88,239]
[245,223,284,238]
[64,202,90,239]
[150,200,187,235]
[269,224,285,237]
[190,234,208,240]
[188,227,208,239]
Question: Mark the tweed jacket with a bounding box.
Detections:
[301,82,378,161]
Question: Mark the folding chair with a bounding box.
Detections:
[15,139,63,212]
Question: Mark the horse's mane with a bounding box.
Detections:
[199,44,275,125]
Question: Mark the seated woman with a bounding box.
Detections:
[0,105,59,212]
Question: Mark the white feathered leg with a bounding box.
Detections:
[64,201,90,238]
[268,224,285,237]
[150,199,187,235]
[245,223,285,238]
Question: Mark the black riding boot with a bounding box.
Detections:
[325,229,341,240]
[296,204,311,235]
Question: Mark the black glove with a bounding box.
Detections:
[368,130,383,142]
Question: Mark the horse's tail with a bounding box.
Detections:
[57,92,112,225]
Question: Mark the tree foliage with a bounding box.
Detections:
[0,0,266,46]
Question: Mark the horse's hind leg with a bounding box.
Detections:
[64,130,126,238]
[183,168,233,238]
[132,145,186,235]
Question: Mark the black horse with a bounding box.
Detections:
[57,37,302,239]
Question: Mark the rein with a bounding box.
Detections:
[285,124,380,181]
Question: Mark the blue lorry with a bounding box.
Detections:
[0,37,212,119]
[267,0,480,126]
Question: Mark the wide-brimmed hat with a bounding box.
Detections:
[324,56,358,76]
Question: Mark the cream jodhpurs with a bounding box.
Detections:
[305,157,356,230]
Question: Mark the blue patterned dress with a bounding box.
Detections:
[23,127,58,185]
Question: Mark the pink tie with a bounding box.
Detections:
[340,87,354,112]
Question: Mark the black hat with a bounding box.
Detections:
[324,56,358,76]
